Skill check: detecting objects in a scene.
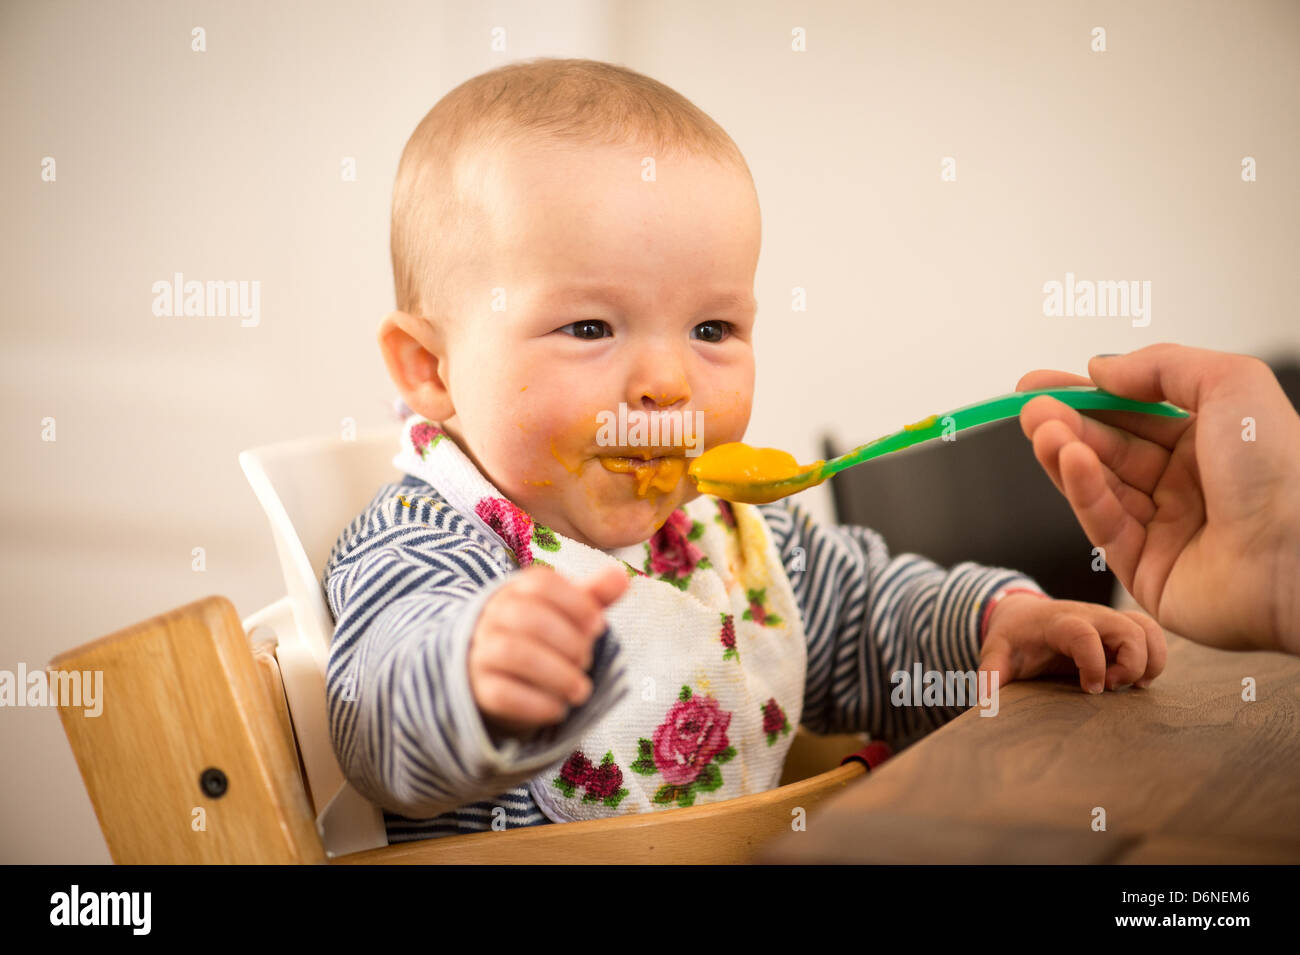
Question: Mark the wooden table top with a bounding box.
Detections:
[758,632,1300,864]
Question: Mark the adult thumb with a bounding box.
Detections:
[1087,343,1227,412]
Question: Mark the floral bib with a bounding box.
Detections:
[391,415,808,823]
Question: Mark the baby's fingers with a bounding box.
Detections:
[1042,614,1107,694]
[476,670,571,731]
[977,634,1016,688]
[1095,611,1151,690]
[476,630,592,708]
[1127,612,1167,688]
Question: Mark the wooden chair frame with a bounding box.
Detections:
[51,595,873,864]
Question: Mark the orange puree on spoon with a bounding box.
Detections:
[688,442,825,504]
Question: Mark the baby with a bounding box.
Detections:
[323,57,1167,842]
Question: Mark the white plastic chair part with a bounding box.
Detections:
[238,425,404,857]
[238,427,403,670]
[242,594,294,635]
[241,597,387,858]
[240,598,333,808]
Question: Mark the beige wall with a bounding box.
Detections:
[2,0,1296,862]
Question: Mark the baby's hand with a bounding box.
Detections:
[468,564,629,740]
[977,594,1167,694]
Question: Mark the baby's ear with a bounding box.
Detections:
[377,311,454,421]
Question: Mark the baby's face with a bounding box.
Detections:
[434,141,761,550]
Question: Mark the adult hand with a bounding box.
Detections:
[1017,343,1300,655]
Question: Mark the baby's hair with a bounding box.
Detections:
[391,57,753,324]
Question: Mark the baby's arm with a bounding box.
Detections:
[757,498,1043,748]
[322,496,629,819]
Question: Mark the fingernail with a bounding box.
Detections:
[1092,353,1120,359]
[1135,678,1151,688]
[1086,681,1104,694]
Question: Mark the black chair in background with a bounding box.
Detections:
[824,355,1300,606]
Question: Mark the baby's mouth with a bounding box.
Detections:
[598,451,687,497]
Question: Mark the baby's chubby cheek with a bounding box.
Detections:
[484,401,571,500]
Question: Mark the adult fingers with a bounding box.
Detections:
[1087,343,1273,411]
[1057,440,1147,593]
[1019,388,1189,452]
[1029,417,1150,524]
[1016,368,1096,391]
[1021,395,1169,498]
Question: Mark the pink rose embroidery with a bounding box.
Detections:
[557,751,592,791]
[474,497,561,568]
[719,612,738,662]
[761,698,791,746]
[743,587,783,627]
[552,750,627,808]
[410,421,445,459]
[476,497,534,566]
[644,509,710,590]
[583,759,625,802]
[632,685,736,807]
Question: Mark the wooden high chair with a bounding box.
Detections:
[49,426,885,864]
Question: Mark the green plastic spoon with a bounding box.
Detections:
[688,386,1190,504]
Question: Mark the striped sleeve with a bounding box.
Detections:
[321,485,629,820]
[757,498,1044,748]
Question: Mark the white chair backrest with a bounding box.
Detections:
[239,426,403,670]
[238,425,403,856]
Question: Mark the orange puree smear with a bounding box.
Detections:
[549,438,582,475]
[688,442,825,504]
[600,456,687,498]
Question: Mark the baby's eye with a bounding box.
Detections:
[692,320,732,343]
[559,319,612,340]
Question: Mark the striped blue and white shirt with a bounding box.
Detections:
[323,472,1041,843]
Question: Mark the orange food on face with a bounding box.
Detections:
[599,455,687,497]
[687,442,824,503]
[549,438,582,475]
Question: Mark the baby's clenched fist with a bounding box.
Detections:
[468,564,629,740]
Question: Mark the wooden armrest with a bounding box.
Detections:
[334,761,866,865]
[49,595,326,864]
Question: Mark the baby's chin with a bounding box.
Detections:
[565,488,696,550]
[578,506,675,550]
